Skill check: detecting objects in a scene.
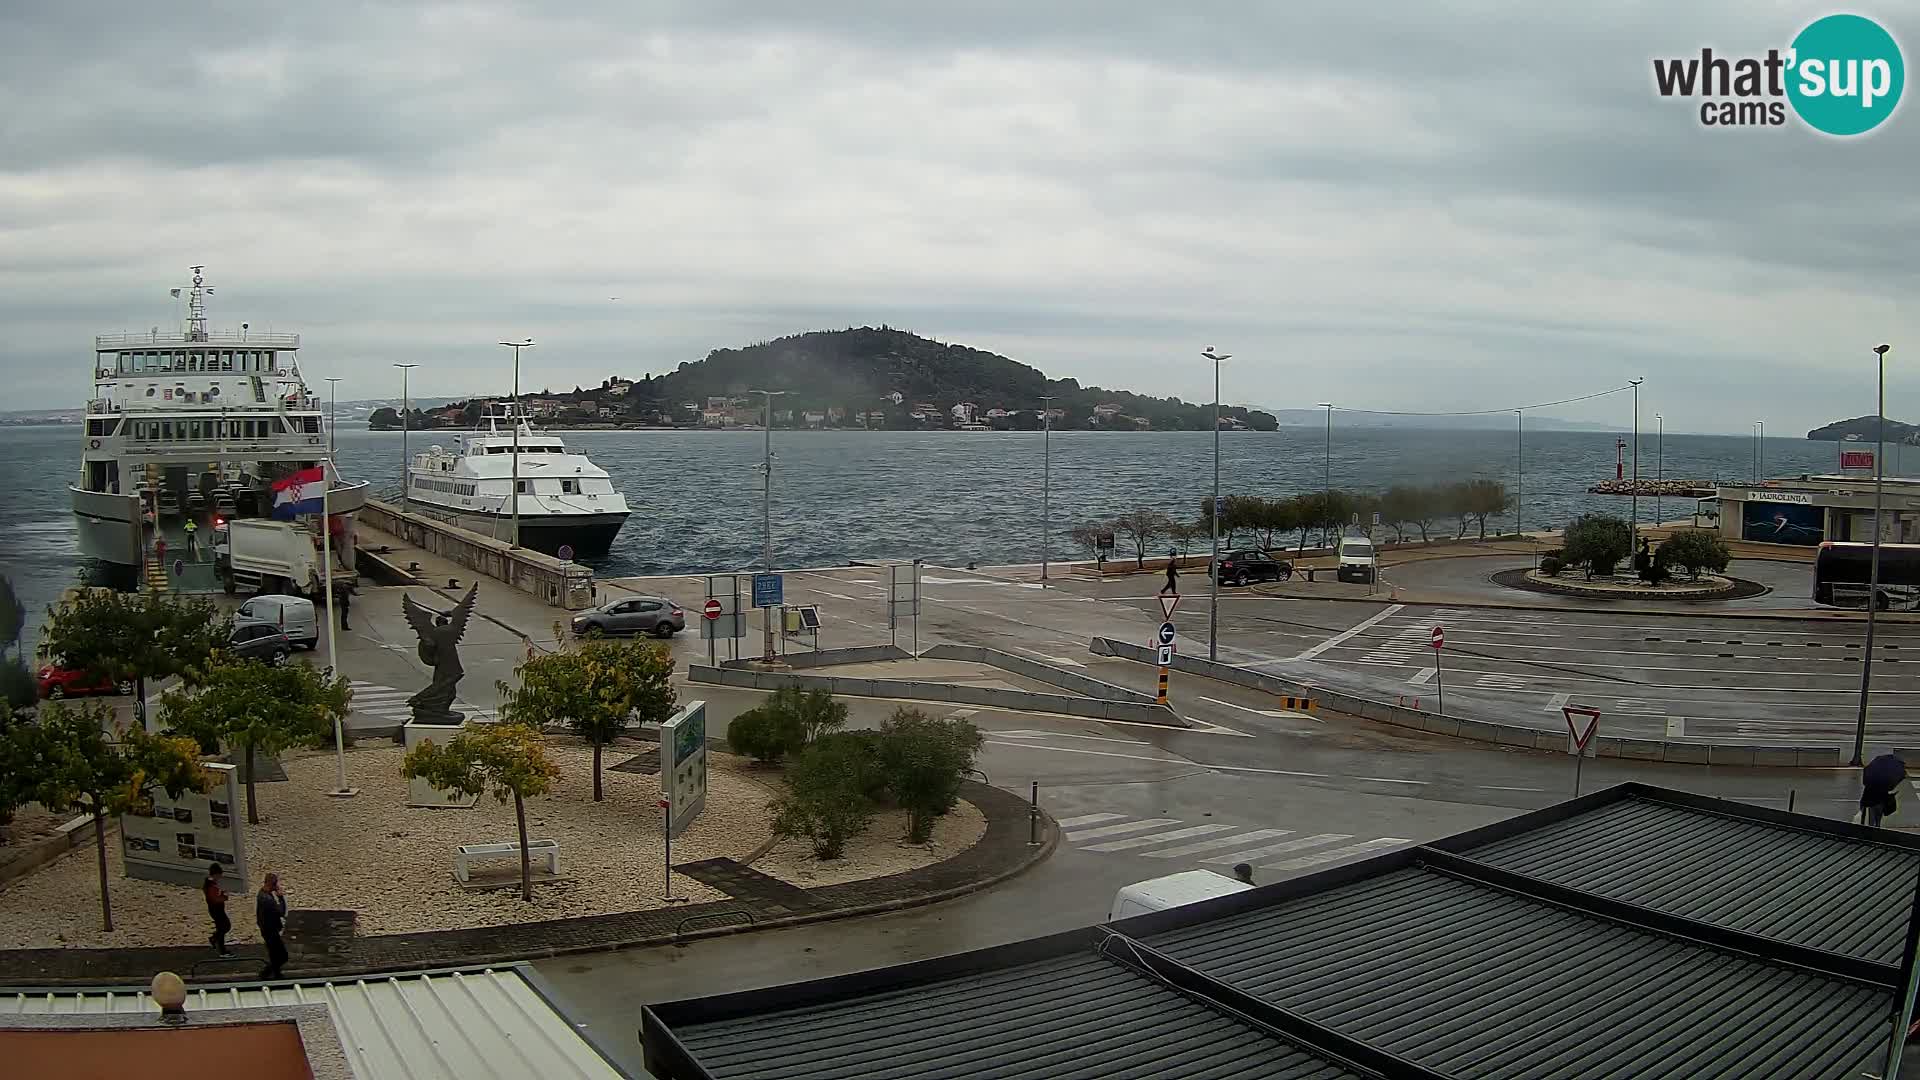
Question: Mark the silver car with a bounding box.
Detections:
[571,595,685,638]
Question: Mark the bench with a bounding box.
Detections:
[454,839,560,882]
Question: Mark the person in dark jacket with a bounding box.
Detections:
[1161,551,1179,596]
[203,863,231,955]
[336,583,352,631]
[256,872,289,978]
[1862,754,1908,827]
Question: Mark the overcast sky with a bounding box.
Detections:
[2,2,1914,432]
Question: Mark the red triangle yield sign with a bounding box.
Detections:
[1159,594,1180,620]
[1563,705,1601,751]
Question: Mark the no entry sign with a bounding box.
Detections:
[702,598,722,621]
[1430,626,1444,649]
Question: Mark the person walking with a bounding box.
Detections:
[183,518,200,561]
[335,583,352,631]
[256,872,289,979]
[1161,549,1179,596]
[203,863,231,955]
[1861,753,1908,827]
[1231,863,1254,886]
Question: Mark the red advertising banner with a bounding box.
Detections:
[1841,450,1875,469]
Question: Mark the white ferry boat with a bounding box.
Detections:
[404,404,630,557]
[71,266,368,579]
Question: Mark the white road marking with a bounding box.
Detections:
[1259,837,1413,872]
[1143,829,1295,858]
[1065,818,1181,841]
[1082,824,1238,852]
[1547,693,1571,710]
[1293,604,1406,661]
[1199,696,1321,722]
[1381,611,1919,643]
[1056,812,1127,828]
[1407,667,1437,685]
[1202,834,1354,864]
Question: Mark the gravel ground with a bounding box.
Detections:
[1,806,69,874]
[0,739,782,948]
[755,800,987,888]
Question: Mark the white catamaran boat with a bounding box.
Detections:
[404,404,630,557]
[71,266,369,579]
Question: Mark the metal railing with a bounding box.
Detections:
[95,329,300,349]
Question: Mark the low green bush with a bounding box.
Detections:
[727,707,786,765]
[1539,556,1565,577]
[771,736,878,858]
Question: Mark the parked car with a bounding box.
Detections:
[233,594,319,650]
[571,595,686,638]
[37,664,132,700]
[1213,550,1291,586]
[226,623,293,665]
[1336,536,1378,583]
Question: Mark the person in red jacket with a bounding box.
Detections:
[203,863,231,955]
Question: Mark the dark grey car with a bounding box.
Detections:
[571,595,685,638]
[227,623,293,665]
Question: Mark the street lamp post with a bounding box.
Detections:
[1203,349,1230,661]
[1655,414,1664,527]
[1854,345,1896,766]
[1039,395,1054,584]
[1757,420,1765,482]
[1629,378,1644,540]
[392,363,418,512]
[325,377,341,457]
[1514,409,1524,537]
[1317,402,1334,546]
[750,389,787,661]
[497,340,535,547]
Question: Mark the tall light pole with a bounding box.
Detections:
[1514,409,1524,536]
[1655,413,1664,527]
[1854,344,1895,767]
[325,377,341,457]
[498,340,534,547]
[1317,402,1334,545]
[392,363,418,512]
[1203,349,1230,661]
[751,389,787,662]
[1756,420,1765,482]
[1039,395,1054,584]
[1629,378,1644,540]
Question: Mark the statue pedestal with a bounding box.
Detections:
[402,720,479,809]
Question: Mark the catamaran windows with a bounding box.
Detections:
[561,479,577,494]
[515,480,529,493]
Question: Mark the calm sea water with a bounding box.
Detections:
[0,422,1852,647]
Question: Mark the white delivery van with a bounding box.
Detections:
[1109,870,1253,922]
[233,594,319,651]
[1336,536,1377,583]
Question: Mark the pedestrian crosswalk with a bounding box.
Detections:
[1355,625,1431,666]
[347,680,496,727]
[1056,812,1413,874]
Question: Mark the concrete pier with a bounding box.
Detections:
[354,499,595,609]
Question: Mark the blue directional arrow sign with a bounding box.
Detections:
[1157,621,1177,646]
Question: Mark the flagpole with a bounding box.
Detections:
[320,457,356,798]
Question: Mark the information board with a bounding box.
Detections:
[752,573,783,608]
[660,701,708,839]
[120,761,251,891]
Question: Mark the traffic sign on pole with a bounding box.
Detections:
[1563,704,1602,796]
[1431,627,1446,716]
[1156,644,1174,667]
[1158,594,1179,620]
[557,543,575,562]
[702,598,722,621]
[752,573,783,608]
[1430,626,1444,649]
[1157,622,1177,647]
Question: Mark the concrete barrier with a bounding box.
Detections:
[719,645,912,670]
[687,664,1190,727]
[920,643,1159,705]
[357,499,595,610]
[1086,636,1840,767]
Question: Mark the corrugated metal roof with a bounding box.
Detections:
[1450,794,1920,963]
[643,784,1920,1080]
[0,967,623,1080]
[671,951,1371,1080]
[1144,866,1889,1080]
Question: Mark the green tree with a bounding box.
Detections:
[1167,519,1205,556]
[723,688,848,766]
[771,734,877,858]
[401,724,560,902]
[1112,508,1174,568]
[157,658,348,825]
[41,590,231,722]
[0,658,33,715]
[727,707,787,765]
[0,574,22,658]
[7,702,210,930]
[1454,479,1511,540]
[1067,523,1107,560]
[1564,514,1634,578]
[1378,485,1422,542]
[498,639,677,801]
[1659,529,1732,579]
[874,707,985,843]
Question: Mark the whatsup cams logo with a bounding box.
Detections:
[1652,13,1904,135]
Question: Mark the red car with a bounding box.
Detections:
[37,664,133,700]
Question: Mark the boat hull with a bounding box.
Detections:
[70,486,144,568]
[403,502,629,559]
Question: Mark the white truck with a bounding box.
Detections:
[1109,870,1253,922]
[213,520,322,597]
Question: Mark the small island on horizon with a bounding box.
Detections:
[1806,415,1920,442]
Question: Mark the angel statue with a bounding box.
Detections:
[401,584,479,725]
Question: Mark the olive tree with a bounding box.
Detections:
[875,707,985,843]
[499,638,677,800]
[1112,509,1174,568]
[1563,514,1634,578]
[402,724,560,902]
[1659,529,1732,579]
